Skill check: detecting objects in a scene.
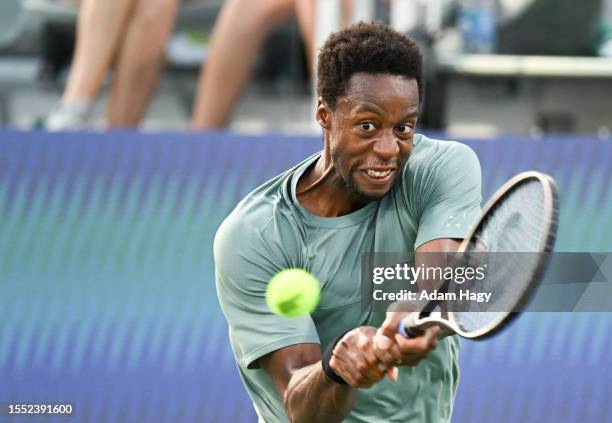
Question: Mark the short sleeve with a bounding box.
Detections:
[413,143,482,249]
[214,214,320,369]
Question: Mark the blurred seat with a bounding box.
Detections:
[0,0,33,51]
[21,0,77,26]
[0,0,41,124]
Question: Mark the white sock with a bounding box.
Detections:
[47,98,93,131]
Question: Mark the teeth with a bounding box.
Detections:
[366,169,392,178]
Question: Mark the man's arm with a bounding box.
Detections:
[259,326,393,423]
[416,238,461,253]
[374,141,482,363]
[260,343,354,423]
[374,238,460,364]
[259,325,439,422]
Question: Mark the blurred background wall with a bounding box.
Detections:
[1,131,610,422]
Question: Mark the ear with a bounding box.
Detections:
[316,97,331,130]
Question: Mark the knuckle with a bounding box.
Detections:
[364,355,377,366]
[357,336,370,349]
[383,354,395,365]
[329,356,341,371]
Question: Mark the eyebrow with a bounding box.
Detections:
[400,110,419,120]
[351,103,384,116]
[350,105,419,121]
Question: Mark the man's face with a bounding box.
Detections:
[322,73,419,202]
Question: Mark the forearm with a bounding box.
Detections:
[284,361,356,423]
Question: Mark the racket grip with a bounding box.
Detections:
[397,313,420,338]
[397,320,411,338]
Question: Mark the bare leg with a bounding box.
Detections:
[62,0,136,102]
[191,0,295,130]
[106,0,181,127]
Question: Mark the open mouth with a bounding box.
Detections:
[360,168,395,183]
[365,169,393,179]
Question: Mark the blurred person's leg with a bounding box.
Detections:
[47,0,136,130]
[106,0,181,127]
[191,0,296,130]
[64,0,134,101]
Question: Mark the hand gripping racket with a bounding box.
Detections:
[398,171,559,339]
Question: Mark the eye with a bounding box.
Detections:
[397,124,414,134]
[360,122,375,132]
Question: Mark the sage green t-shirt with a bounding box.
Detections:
[214,134,482,422]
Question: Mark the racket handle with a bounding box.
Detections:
[397,320,411,338]
[397,313,420,338]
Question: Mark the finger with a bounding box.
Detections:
[361,337,387,371]
[350,364,381,388]
[394,326,441,354]
[386,366,399,382]
[379,312,404,339]
[421,326,441,349]
[349,332,388,372]
[329,355,360,387]
[393,334,429,355]
[381,304,422,339]
[336,334,370,364]
[353,352,387,385]
[384,341,404,364]
[335,352,384,387]
[392,328,441,366]
[373,331,403,366]
[357,363,386,385]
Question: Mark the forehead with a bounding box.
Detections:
[338,72,420,111]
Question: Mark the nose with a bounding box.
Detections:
[372,130,400,160]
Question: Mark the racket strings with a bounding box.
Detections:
[473,182,547,252]
[453,180,552,333]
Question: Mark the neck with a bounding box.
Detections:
[296,147,368,217]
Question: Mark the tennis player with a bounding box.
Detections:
[215,22,481,422]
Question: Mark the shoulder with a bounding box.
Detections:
[215,179,283,259]
[406,134,479,176]
[214,167,303,274]
[398,134,481,209]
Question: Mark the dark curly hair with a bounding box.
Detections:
[316,21,423,109]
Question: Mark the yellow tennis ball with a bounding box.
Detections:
[266,269,320,317]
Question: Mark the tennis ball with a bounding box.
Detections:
[266,269,320,317]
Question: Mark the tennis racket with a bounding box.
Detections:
[397,171,559,339]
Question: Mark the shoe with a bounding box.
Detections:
[46,99,92,131]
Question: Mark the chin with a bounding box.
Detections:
[356,187,391,201]
[349,178,395,202]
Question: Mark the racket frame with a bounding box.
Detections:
[402,171,559,339]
